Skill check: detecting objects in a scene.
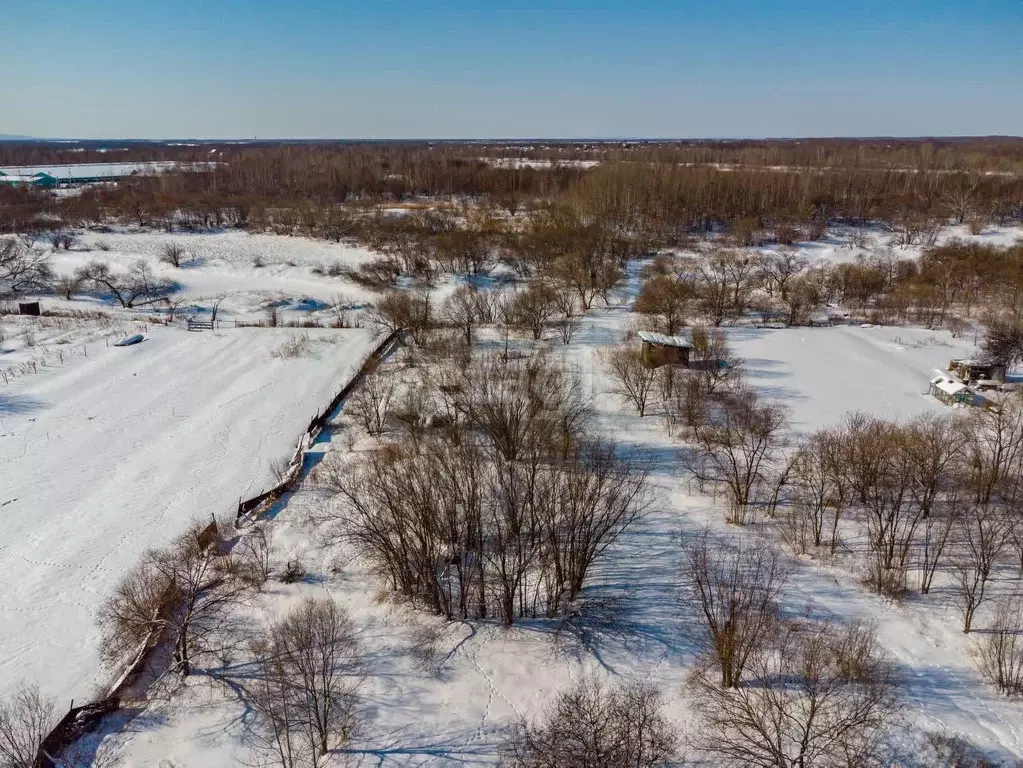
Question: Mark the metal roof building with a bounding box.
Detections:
[0,161,213,187]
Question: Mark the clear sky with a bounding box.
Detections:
[2,0,1021,139]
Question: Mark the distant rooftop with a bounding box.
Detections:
[0,161,215,181]
[637,330,693,348]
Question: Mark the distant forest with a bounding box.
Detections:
[2,138,1022,243]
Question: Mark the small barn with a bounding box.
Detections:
[638,330,692,368]
[949,358,1006,385]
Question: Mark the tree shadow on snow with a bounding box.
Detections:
[340,723,502,765]
[0,393,46,415]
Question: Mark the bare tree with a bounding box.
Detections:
[248,598,363,767]
[976,596,1023,695]
[97,521,247,676]
[505,677,680,768]
[75,259,174,308]
[963,392,1023,504]
[786,428,844,555]
[688,325,743,394]
[600,344,658,417]
[680,533,790,688]
[327,293,357,329]
[238,524,276,588]
[0,239,52,295]
[980,315,1023,369]
[0,682,56,768]
[370,289,431,344]
[554,314,581,345]
[348,373,394,436]
[55,274,80,301]
[159,242,187,268]
[689,619,902,767]
[759,249,808,300]
[510,283,560,340]
[952,504,1012,633]
[543,439,650,614]
[688,390,789,524]
[694,252,736,326]
[843,417,926,597]
[209,293,227,324]
[442,284,481,345]
[634,273,692,335]
[665,370,711,438]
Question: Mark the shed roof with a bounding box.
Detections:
[930,376,967,396]
[638,330,692,348]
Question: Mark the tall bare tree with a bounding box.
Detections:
[248,598,363,767]
[689,619,902,767]
[600,344,658,417]
[681,534,790,688]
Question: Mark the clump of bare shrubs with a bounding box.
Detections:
[97,520,247,677]
[272,333,312,359]
[504,677,680,768]
[976,596,1023,696]
[159,242,187,268]
[321,352,648,625]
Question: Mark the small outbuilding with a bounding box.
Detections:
[929,375,969,406]
[638,330,692,368]
[949,358,1006,385]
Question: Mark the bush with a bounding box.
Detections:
[159,242,186,267]
[505,677,679,768]
[282,558,306,584]
[272,334,311,359]
[976,597,1023,695]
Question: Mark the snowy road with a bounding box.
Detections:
[0,325,377,703]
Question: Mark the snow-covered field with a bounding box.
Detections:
[0,324,379,705]
[77,235,1023,767]
[93,310,1023,767]
[3,224,1022,766]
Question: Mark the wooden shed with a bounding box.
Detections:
[638,330,692,368]
[948,358,1006,385]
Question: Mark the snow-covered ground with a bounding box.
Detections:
[4,224,1022,765]
[728,324,972,431]
[0,324,379,705]
[89,255,1023,767]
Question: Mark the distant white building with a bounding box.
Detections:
[0,161,215,187]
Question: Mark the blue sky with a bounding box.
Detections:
[2,0,1021,139]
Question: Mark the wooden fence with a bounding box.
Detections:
[235,329,400,525]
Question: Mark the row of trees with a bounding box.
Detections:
[1,237,177,308]
[6,138,1022,248]
[632,238,1023,338]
